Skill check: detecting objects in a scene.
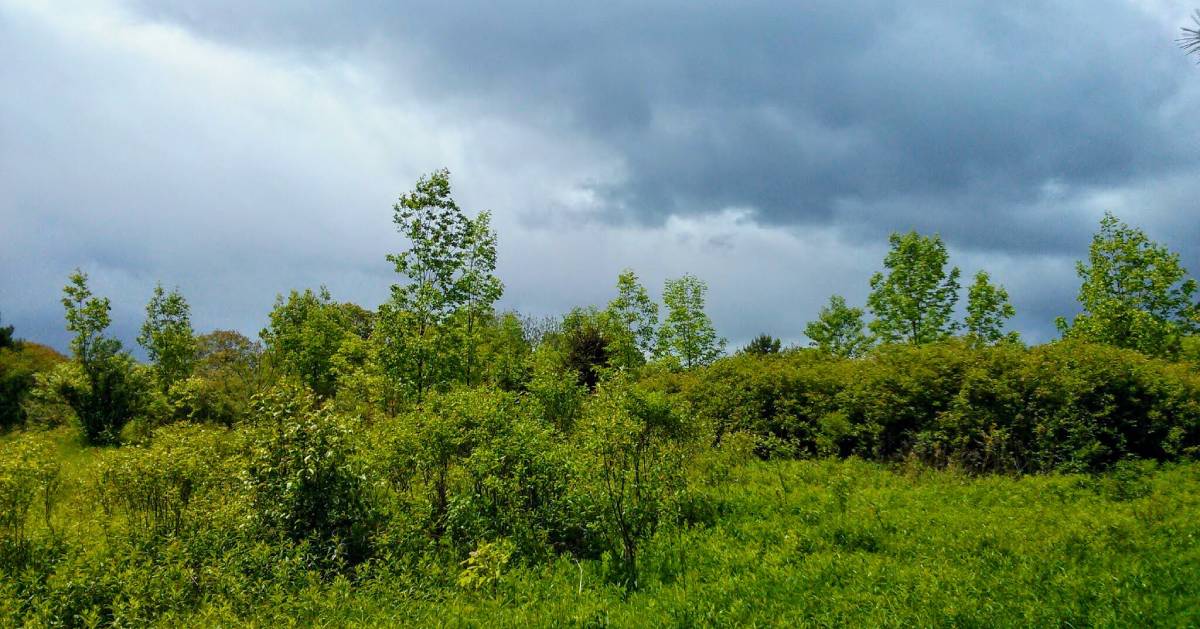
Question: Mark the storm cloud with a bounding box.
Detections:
[2,0,1199,352]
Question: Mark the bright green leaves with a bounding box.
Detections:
[383,169,503,401]
[657,274,726,369]
[965,271,1018,346]
[867,232,961,345]
[805,295,872,357]
[138,283,197,392]
[1057,212,1199,358]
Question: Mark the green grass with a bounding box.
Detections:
[186,458,1200,627]
[4,428,1199,627]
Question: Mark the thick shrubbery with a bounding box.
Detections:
[671,340,1200,472]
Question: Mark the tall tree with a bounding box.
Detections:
[867,231,961,344]
[1056,213,1199,358]
[606,269,659,362]
[656,274,725,369]
[964,271,1017,345]
[457,211,503,386]
[805,295,872,358]
[137,283,197,392]
[383,168,502,401]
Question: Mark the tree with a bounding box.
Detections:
[606,269,659,362]
[261,287,358,398]
[964,271,1018,345]
[740,334,782,356]
[867,231,961,344]
[656,274,726,369]
[137,283,197,392]
[457,211,504,386]
[383,168,494,402]
[1056,213,1199,358]
[61,270,151,444]
[805,295,872,357]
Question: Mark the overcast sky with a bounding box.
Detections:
[3,0,1200,354]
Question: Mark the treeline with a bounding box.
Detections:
[1,169,1199,617]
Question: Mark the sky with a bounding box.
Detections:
[3,0,1200,354]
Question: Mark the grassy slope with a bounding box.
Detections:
[179,458,1200,627]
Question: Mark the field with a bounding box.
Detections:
[3,427,1198,627]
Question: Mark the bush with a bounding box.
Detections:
[0,343,66,431]
[0,435,59,567]
[59,354,161,445]
[244,385,377,570]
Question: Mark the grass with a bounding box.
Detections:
[190,458,1200,627]
[4,428,1199,627]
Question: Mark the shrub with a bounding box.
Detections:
[0,435,59,567]
[244,385,377,570]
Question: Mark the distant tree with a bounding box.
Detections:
[1056,213,1199,358]
[457,211,504,386]
[805,295,872,358]
[63,270,121,368]
[867,231,961,344]
[0,311,14,350]
[740,334,782,356]
[557,307,618,390]
[963,271,1018,345]
[261,287,355,398]
[656,274,726,369]
[606,269,659,361]
[137,283,197,392]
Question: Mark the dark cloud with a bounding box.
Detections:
[130,1,1200,251]
[2,0,1199,352]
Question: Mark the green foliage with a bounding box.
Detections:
[457,539,514,592]
[137,283,197,392]
[1057,212,1199,358]
[245,385,376,569]
[657,274,726,369]
[868,232,961,344]
[578,380,694,589]
[964,270,1018,345]
[805,295,872,357]
[0,343,65,431]
[0,311,14,350]
[192,329,270,423]
[384,169,502,402]
[607,269,659,362]
[740,334,782,356]
[261,287,363,399]
[60,270,160,445]
[0,435,58,565]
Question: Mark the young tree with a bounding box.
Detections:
[61,270,149,444]
[656,274,726,369]
[383,168,496,402]
[867,231,961,344]
[137,283,197,392]
[606,269,659,361]
[805,295,872,357]
[261,287,358,398]
[964,271,1018,345]
[457,211,504,386]
[1056,213,1199,358]
[740,333,782,356]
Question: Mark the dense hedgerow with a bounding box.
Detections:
[667,339,1200,472]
